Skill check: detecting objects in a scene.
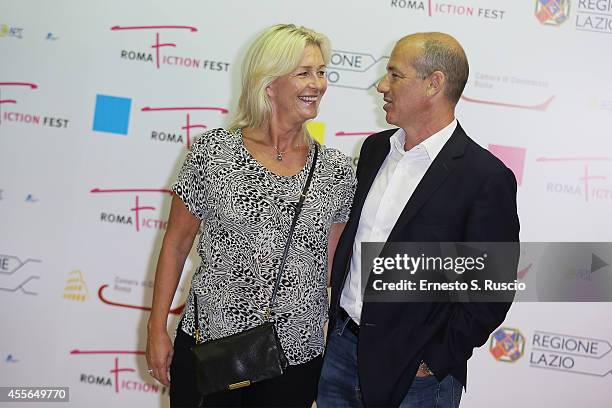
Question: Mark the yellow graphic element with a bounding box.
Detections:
[306,121,325,145]
[0,25,8,37]
[63,270,89,301]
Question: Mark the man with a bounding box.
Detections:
[317,33,520,407]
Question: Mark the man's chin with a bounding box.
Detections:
[385,112,397,126]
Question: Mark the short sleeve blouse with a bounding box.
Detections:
[172,128,356,364]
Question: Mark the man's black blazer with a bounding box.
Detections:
[328,123,520,407]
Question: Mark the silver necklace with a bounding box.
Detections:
[274,143,301,161]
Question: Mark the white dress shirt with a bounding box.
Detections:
[340,119,457,324]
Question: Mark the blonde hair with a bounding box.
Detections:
[229,24,331,132]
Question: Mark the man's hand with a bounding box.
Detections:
[416,361,434,377]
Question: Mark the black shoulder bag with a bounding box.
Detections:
[191,143,318,396]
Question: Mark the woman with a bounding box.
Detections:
[146,24,356,407]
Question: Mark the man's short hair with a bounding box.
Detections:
[410,34,469,104]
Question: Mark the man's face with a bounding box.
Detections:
[377,41,429,129]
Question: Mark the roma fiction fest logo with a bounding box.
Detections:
[390,1,506,20]
[70,349,168,395]
[537,156,612,202]
[142,104,228,149]
[0,253,42,296]
[111,24,230,72]
[0,82,69,128]
[90,187,172,232]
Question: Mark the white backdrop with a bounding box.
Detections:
[1,1,611,407]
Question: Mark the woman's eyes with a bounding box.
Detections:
[296,70,327,77]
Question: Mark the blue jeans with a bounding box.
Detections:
[317,316,462,408]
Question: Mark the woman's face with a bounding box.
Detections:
[267,45,327,127]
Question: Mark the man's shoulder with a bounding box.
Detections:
[369,128,398,141]
[362,128,398,150]
[459,130,512,177]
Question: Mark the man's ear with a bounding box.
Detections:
[427,71,445,97]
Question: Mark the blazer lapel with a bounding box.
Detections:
[347,130,394,232]
[387,124,469,242]
[333,130,394,298]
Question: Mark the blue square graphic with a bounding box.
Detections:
[92,94,132,135]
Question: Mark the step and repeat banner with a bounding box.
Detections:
[1,0,611,407]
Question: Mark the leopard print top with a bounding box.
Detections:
[173,128,356,364]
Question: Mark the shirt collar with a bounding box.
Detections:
[389,119,458,161]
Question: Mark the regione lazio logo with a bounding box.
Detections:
[92,94,132,135]
[535,0,570,25]
[490,327,526,362]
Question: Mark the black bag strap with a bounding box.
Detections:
[193,143,319,340]
[269,143,318,312]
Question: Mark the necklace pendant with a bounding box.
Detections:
[276,153,283,161]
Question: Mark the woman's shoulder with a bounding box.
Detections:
[319,144,352,166]
[190,128,240,152]
[191,127,236,144]
[318,144,355,177]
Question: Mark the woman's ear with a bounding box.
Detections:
[266,82,275,99]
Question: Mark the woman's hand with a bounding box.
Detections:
[146,329,173,386]
[146,195,201,386]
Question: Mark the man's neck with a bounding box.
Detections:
[402,111,455,152]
